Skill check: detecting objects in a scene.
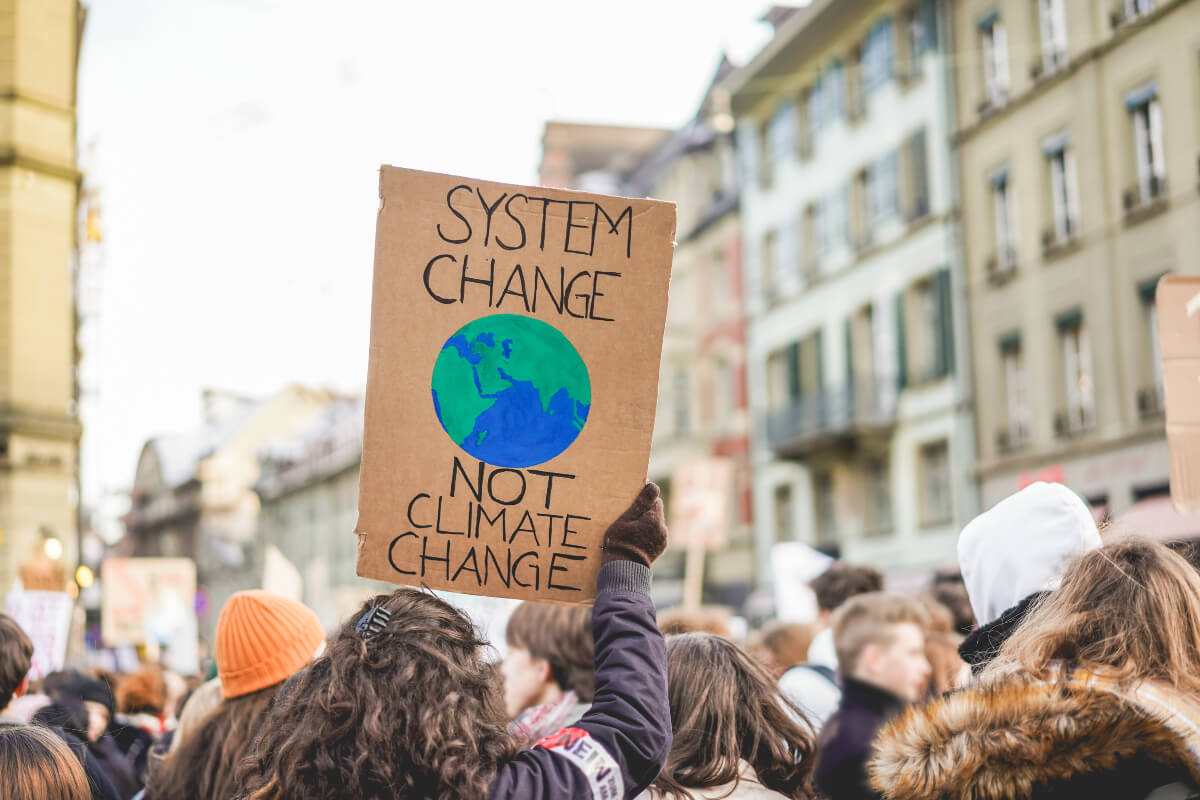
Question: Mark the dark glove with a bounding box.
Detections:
[601,482,667,568]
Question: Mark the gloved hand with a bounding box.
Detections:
[601,482,668,568]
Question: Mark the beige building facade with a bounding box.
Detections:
[727,0,977,586]
[0,0,86,595]
[956,0,1200,515]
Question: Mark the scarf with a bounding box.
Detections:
[508,690,580,745]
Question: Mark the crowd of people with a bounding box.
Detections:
[1,480,1199,799]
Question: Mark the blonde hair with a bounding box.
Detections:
[0,725,90,800]
[985,538,1200,695]
[832,593,929,676]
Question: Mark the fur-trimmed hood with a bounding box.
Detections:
[871,668,1200,800]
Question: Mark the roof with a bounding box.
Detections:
[721,0,865,117]
[255,396,365,501]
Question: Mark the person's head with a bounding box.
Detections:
[64,678,115,743]
[148,590,325,800]
[810,563,884,624]
[168,677,223,753]
[653,633,816,800]
[958,482,1100,627]
[832,593,931,703]
[501,601,593,718]
[986,538,1200,695]
[0,724,91,800]
[0,612,33,710]
[930,580,976,636]
[238,588,519,800]
[656,606,733,638]
[117,665,167,716]
[214,590,326,700]
[32,698,90,742]
[756,621,815,679]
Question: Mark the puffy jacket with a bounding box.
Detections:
[871,663,1200,800]
[487,561,670,800]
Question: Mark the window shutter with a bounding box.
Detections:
[937,268,955,376]
[787,341,802,400]
[844,317,855,392]
[894,292,908,389]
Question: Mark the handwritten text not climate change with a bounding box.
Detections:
[422,184,634,322]
[386,457,590,593]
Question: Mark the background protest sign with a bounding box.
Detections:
[5,590,73,681]
[1156,275,1200,513]
[355,166,675,603]
[101,557,199,674]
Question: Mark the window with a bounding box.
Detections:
[710,248,729,317]
[902,269,954,385]
[673,368,690,437]
[802,204,818,275]
[867,151,900,226]
[1001,335,1032,446]
[813,472,837,547]
[1037,0,1068,71]
[903,129,930,221]
[766,349,790,411]
[862,17,896,94]
[714,357,736,426]
[809,61,846,134]
[864,458,893,535]
[761,229,778,301]
[907,0,937,63]
[736,122,759,189]
[817,186,849,259]
[1127,88,1165,204]
[1124,0,1155,19]
[980,14,1010,108]
[773,484,794,543]
[919,441,952,526]
[1058,314,1095,433]
[991,168,1018,271]
[847,305,876,394]
[768,100,797,166]
[777,222,798,288]
[1045,136,1080,243]
[1140,284,1164,416]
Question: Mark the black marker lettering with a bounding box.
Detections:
[437,184,473,244]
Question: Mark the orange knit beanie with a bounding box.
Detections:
[215,590,325,699]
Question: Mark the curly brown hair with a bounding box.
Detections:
[237,588,520,800]
[653,633,817,800]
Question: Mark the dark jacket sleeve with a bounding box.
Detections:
[488,561,670,800]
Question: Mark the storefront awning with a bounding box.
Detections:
[1104,495,1200,543]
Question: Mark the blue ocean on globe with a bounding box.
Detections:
[430,314,591,469]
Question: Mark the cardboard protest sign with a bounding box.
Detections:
[5,590,73,681]
[101,558,199,674]
[356,167,675,603]
[1156,276,1200,513]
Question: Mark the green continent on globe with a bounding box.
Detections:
[431,314,591,469]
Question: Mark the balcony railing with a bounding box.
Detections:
[996,423,1032,455]
[1054,406,1096,439]
[764,375,898,457]
[1123,174,1168,221]
[986,246,1018,286]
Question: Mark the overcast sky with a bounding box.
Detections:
[76,0,776,503]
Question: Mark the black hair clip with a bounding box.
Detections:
[355,606,392,639]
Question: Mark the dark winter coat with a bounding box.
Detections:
[90,732,141,800]
[871,663,1200,800]
[487,560,670,800]
[814,678,906,800]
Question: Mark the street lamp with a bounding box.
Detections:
[43,537,64,561]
